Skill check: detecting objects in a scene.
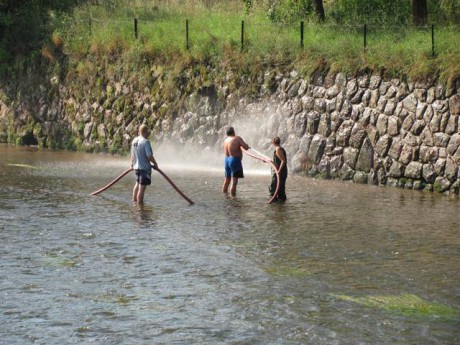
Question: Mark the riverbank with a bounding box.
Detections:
[0,2,458,194]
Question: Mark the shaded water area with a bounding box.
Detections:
[1,144,459,344]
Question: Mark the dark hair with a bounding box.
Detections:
[226,126,235,136]
[272,136,281,145]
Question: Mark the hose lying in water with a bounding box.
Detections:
[90,168,133,196]
[90,166,194,205]
[243,148,280,204]
[152,166,194,205]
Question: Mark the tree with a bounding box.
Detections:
[0,0,83,67]
[314,0,325,21]
[412,0,428,26]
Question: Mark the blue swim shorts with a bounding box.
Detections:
[224,156,244,178]
[135,169,151,185]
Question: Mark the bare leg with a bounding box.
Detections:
[133,182,140,202]
[137,184,147,204]
[222,177,231,193]
[230,177,238,196]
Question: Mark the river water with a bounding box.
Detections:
[0,144,459,344]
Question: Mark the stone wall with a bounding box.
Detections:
[1,69,459,194]
[159,72,460,195]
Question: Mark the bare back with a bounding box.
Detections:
[224,136,249,159]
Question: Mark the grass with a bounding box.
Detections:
[332,293,460,321]
[54,1,460,84]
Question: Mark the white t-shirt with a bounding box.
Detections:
[131,136,153,171]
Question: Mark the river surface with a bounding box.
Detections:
[0,144,459,344]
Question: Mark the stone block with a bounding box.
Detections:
[340,163,355,180]
[402,113,415,131]
[344,147,359,169]
[301,95,315,112]
[369,75,382,89]
[434,158,446,175]
[306,111,320,134]
[449,94,460,115]
[447,133,460,156]
[356,138,374,173]
[353,171,368,184]
[402,94,417,113]
[416,102,427,120]
[307,134,326,164]
[388,139,403,160]
[389,161,405,178]
[376,114,388,135]
[384,100,397,115]
[445,115,458,135]
[369,89,380,108]
[366,124,379,146]
[433,176,451,193]
[377,97,387,112]
[405,161,423,179]
[375,134,392,157]
[336,120,353,146]
[330,155,343,178]
[399,145,414,165]
[419,145,438,163]
[326,85,340,99]
[346,80,358,99]
[318,113,331,137]
[420,127,434,146]
[411,120,425,135]
[349,124,367,149]
[445,158,459,182]
[387,116,400,136]
[433,133,450,147]
[422,164,436,183]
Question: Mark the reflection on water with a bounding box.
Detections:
[1,145,459,344]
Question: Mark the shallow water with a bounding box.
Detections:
[0,144,459,344]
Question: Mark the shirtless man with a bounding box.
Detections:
[222,126,250,196]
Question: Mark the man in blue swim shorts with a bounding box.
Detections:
[131,124,159,204]
[222,126,250,196]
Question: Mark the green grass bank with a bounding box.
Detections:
[53,0,460,87]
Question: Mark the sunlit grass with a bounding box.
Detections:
[57,2,460,82]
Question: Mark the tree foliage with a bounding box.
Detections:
[243,0,459,25]
[0,0,83,74]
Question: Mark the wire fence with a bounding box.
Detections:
[65,16,459,58]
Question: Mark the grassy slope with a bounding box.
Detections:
[55,1,459,87]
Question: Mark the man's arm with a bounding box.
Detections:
[239,137,250,151]
[149,155,158,169]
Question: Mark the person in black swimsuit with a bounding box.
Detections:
[269,137,288,202]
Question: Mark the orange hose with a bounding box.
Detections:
[153,166,194,205]
[90,168,133,196]
[243,149,280,204]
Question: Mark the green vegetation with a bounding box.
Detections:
[1,1,459,82]
[332,293,460,321]
[45,0,459,83]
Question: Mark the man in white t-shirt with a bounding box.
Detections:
[131,124,158,203]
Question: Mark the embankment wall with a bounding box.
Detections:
[0,68,459,194]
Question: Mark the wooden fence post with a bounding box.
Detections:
[134,18,138,39]
[363,23,367,52]
[186,19,189,50]
[431,24,435,57]
[300,21,304,48]
[241,20,245,51]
